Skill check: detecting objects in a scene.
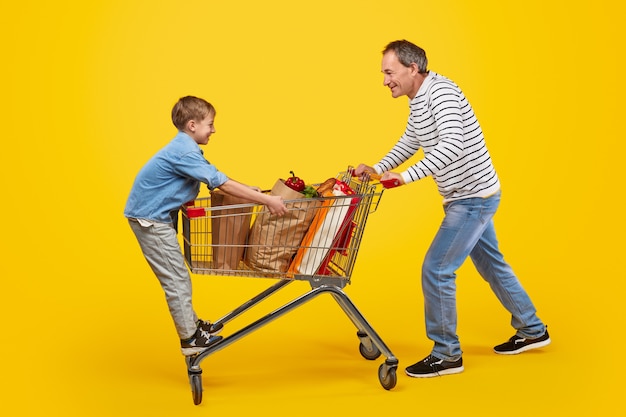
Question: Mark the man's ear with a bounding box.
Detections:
[410,62,421,75]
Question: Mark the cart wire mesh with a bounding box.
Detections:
[181,171,383,282]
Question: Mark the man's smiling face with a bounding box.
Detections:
[381,51,420,99]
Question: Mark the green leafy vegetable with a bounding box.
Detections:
[302,185,318,198]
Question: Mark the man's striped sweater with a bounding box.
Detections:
[374,71,501,203]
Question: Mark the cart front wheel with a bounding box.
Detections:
[190,374,203,405]
[378,363,397,390]
[359,341,381,360]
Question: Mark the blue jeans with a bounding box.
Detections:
[422,191,545,361]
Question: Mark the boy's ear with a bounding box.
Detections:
[186,119,196,133]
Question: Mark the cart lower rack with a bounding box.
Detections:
[181,171,398,405]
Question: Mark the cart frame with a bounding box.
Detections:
[181,171,398,405]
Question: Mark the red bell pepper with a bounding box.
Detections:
[285,171,305,192]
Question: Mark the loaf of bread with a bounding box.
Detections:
[316,178,336,196]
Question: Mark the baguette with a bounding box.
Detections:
[316,178,336,196]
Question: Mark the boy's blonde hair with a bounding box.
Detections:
[171,96,216,131]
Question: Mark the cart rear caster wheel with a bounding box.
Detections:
[190,374,203,405]
[359,341,382,360]
[378,364,397,390]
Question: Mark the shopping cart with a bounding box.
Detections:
[181,170,398,405]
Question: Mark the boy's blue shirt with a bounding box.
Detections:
[124,131,228,223]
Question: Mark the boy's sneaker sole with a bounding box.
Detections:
[494,329,551,355]
[405,355,464,378]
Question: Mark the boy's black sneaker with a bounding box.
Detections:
[405,354,464,378]
[181,326,223,356]
[494,328,551,355]
[198,319,223,336]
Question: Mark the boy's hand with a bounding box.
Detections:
[266,195,287,216]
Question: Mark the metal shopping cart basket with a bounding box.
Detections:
[181,170,398,405]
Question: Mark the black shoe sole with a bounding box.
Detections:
[494,337,551,355]
[405,365,464,378]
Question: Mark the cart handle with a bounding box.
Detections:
[350,170,400,189]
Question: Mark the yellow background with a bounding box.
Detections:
[1,0,623,415]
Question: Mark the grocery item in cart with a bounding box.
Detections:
[244,178,321,273]
[288,180,359,276]
[210,189,254,270]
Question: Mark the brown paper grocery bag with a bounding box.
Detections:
[211,190,253,270]
[244,179,321,273]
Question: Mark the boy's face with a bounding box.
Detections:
[187,110,216,145]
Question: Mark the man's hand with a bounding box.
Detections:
[380,171,404,188]
[354,163,377,181]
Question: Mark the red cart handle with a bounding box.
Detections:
[380,178,401,189]
[186,207,206,218]
[351,170,401,189]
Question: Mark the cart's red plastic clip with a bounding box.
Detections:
[186,207,206,218]
[381,179,401,189]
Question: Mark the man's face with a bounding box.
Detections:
[381,51,418,99]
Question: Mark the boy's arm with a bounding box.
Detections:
[217,179,287,216]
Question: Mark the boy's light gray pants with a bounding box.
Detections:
[128,218,198,340]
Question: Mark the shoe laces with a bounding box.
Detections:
[424,355,443,367]
[198,328,212,341]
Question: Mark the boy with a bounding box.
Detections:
[125,96,287,355]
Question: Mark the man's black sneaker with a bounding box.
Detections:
[198,319,223,336]
[405,355,464,378]
[181,326,223,356]
[494,328,551,355]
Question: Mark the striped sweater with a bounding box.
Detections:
[374,71,500,203]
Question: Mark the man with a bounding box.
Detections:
[355,40,550,378]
